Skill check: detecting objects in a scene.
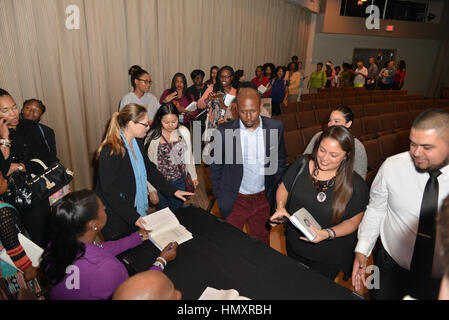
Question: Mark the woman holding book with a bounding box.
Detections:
[95,104,193,241]
[270,126,369,280]
[145,103,198,211]
[41,190,178,300]
[160,73,197,127]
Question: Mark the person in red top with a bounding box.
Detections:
[393,60,406,90]
[251,66,271,98]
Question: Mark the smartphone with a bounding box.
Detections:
[270,216,288,225]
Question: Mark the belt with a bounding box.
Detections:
[237,191,265,199]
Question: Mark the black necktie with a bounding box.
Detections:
[410,170,442,278]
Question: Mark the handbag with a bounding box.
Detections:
[160,134,195,192]
[26,159,74,202]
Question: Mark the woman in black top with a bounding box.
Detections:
[270,126,369,280]
[0,89,57,248]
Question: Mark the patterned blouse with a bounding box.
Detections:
[157,139,187,182]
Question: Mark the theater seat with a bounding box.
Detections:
[394,112,412,131]
[357,95,371,105]
[273,114,298,132]
[362,139,382,172]
[315,109,331,126]
[377,114,396,136]
[302,93,315,102]
[396,129,410,153]
[343,97,356,106]
[409,110,422,122]
[329,98,344,108]
[301,126,322,147]
[378,133,400,161]
[372,96,387,103]
[378,102,394,114]
[363,103,379,117]
[351,119,363,139]
[296,111,317,129]
[394,101,408,113]
[284,130,304,164]
[297,101,313,112]
[350,104,365,118]
[360,116,380,141]
[313,99,330,110]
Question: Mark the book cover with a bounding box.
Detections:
[198,287,251,300]
[289,208,322,241]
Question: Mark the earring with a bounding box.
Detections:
[93,226,98,231]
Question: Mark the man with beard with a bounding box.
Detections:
[352,109,449,299]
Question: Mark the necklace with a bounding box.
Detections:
[311,175,335,203]
[93,241,104,249]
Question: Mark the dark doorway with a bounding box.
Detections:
[352,48,397,69]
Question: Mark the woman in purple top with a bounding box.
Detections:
[160,73,197,127]
[40,190,178,300]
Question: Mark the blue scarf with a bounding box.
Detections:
[121,132,148,217]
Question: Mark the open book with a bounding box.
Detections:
[142,208,193,251]
[289,208,322,241]
[223,94,236,107]
[0,233,44,272]
[185,101,198,112]
[198,287,251,300]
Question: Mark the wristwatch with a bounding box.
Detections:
[0,138,11,147]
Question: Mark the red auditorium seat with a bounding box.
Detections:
[313,99,330,110]
[350,104,365,118]
[302,93,316,102]
[343,97,356,106]
[394,101,408,113]
[273,113,298,132]
[284,130,304,164]
[329,97,344,108]
[378,102,394,114]
[351,119,363,139]
[409,110,422,121]
[396,129,411,153]
[296,111,317,129]
[357,95,371,105]
[363,103,379,117]
[315,109,331,126]
[378,133,400,161]
[360,116,380,141]
[372,95,388,103]
[394,112,413,131]
[297,101,313,112]
[363,139,382,172]
[377,114,396,136]
[301,125,322,146]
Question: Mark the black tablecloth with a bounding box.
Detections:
[117,206,363,300]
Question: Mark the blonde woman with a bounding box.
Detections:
[95,104,193,241]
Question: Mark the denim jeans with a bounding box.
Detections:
[157,177,186,211]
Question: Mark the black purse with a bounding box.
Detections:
[2,159,74,208]
[26,159,74,201]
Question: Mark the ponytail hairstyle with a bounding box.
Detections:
[146,102,179,144]
[40,190,99,286]
[310,126,355,225]
[96,104,148,158]
[129,66,149,90]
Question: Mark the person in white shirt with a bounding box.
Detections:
[353,61,368,88]
[352,109,449,300]
[119,66,160,122]
[437,195,449,300]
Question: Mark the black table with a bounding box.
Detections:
[117,206,363,300]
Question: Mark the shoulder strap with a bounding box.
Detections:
[286,156,309,212]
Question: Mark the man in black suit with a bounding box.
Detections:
[21,99,57,160]
[209,82,286,245]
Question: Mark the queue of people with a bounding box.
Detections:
[1,55,449,302]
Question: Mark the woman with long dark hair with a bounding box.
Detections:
[270,66,288,116]
[41,190,178,300]
[95,104,193,241]
[160,73,197,126]
[303,106,367,179]
[270,126,369,280]
[119,66,160,122]
[145,103,198,211]
[204,66,219,88]
[393,60,406,90]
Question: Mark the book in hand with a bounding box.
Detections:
[198,287,251,300]
[142,208,193,251]
[257,84,269,95]
[185,101,198,112]
[0,233,44,271]
[289,208,322,241]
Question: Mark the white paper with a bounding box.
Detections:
[257,85,268,95]
[199,287,251,300]
[185,102,198,112]
[0,233,44,271]
[223,94,236,107]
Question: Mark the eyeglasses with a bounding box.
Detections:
[136,121,150,128]
[138,79,152,85]
[220,75,232,79]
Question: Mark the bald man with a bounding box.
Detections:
[112,270,181,300]
[210,82,286,246]
[352,109,449,300]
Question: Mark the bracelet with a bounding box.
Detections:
[156,256,167,267]
[0,138,11,147]
[153,260,165,271]
[276,202,284,210]
[326,228,336,240]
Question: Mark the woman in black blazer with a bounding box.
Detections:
[95,104,193,241]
